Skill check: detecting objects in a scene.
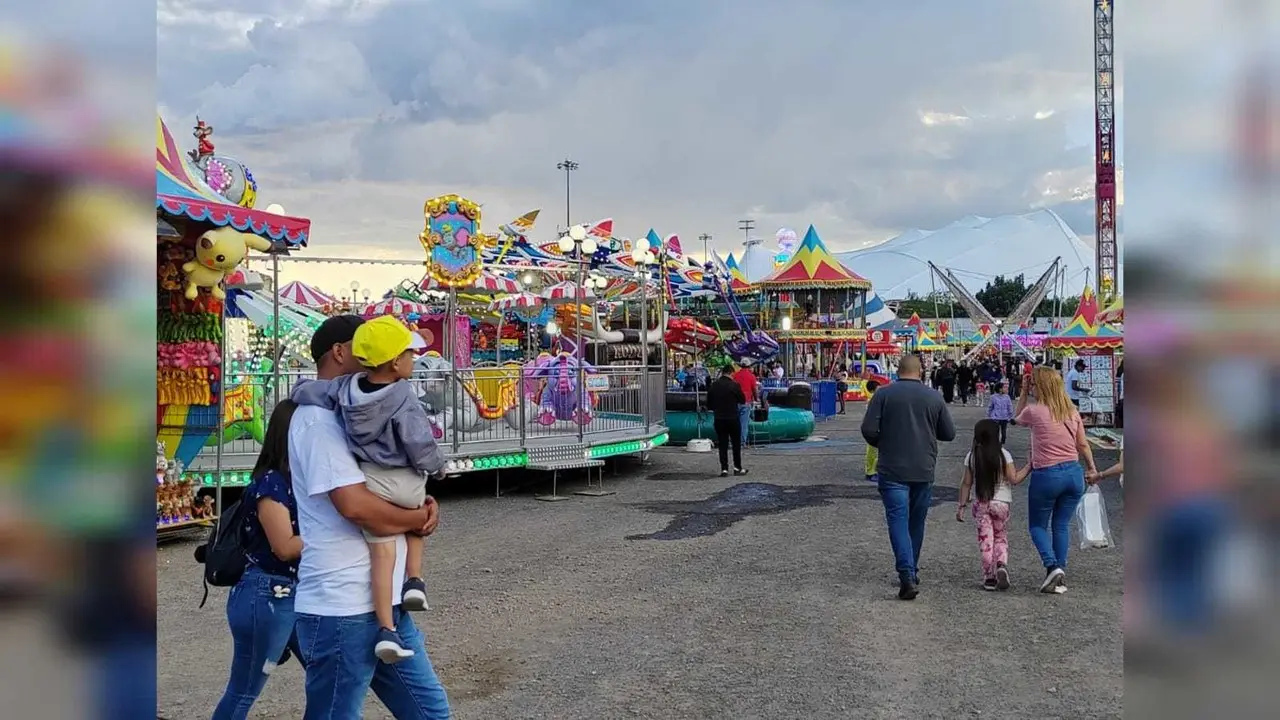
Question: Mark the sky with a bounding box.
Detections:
[155,0,1131,296]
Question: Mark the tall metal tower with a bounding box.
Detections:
[1093,0,1117,304]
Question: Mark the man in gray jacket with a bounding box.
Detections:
[860,353,956,600]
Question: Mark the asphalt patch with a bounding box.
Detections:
[627,481,959,540]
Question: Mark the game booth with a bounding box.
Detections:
[1044,285,1124,429]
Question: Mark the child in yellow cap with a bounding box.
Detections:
[291,315,445,664]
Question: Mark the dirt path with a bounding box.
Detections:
[158,404,1123,719]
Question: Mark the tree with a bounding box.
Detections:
[895,290,966,319]
[974,275,1030,318]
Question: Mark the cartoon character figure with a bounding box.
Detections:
[526,352,594,426]
[181,226,273,300]
[419,194,497,287]
[190,117,215,163]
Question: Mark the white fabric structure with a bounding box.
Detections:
[834,209,1098,297]
[736,239,777,282]
[541,280,594,304]
[361,297,430,317]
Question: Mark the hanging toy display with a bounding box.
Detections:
[181,225,274,300]
[419,194,498,287]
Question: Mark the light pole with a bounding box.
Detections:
[699,233,712,264]
[737,219,755,248]
[350,280,361,309]
[556,159,579,228]
[632,239,659,433]
[557,223,598,442]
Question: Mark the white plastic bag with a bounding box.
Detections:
[1076,485,1113,549]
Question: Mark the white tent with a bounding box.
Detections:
[835,208,1100,298]
[737,239,777,283]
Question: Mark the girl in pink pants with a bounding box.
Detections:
[957,419,1029,591]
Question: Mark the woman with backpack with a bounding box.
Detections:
[212,400,303,719]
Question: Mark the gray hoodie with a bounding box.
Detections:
[291,374,446,476]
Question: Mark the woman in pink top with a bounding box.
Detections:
[1015,366,1098,594]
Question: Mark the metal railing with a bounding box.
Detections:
[189,364,665,472]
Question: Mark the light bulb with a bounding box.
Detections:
[642,251,655,264]
[636,238,649,252]
[521,272,534,285]
[581,237,597,254]
[546,320,560,336]
[631,248,645,263]
[781,316,793,330]
[557,236,574,253]
[568,224,587,241]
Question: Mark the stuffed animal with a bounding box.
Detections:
[182,226,273,300]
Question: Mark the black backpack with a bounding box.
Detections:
[193,495,252,608]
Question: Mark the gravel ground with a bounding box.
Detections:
[158,403,1123,719]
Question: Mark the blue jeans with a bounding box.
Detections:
[97,637,156,720]
[738,404,751,443]
[296,606,451,720]
[1027,460,1085,570]
[1153,498,1228,634]
[213,566,299,720]
[878,476,932,581]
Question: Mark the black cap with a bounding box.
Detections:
[309,314,365,364]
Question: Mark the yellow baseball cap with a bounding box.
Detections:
[351,316,427,367]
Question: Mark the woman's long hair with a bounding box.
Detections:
[251,399,299,481]
[971,419,1004,502]
[1031,366,1076,423]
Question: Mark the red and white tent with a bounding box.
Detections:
[421,271,522,295]
[488,291,543,312]
[278,280,336,307]
[540,280,595,304]
[361,297,431,318]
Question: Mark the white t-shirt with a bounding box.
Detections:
[964,449,1015,504]
[290,404,407,616]
[1065,368,1085,400]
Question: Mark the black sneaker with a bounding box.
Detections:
[374,627,415,664]
[719,470,729,477]
[733,468,748,476]
[995,564,1010,591]
[983,578,998,591]
[402,577,428,611]
[898,579,918,600]
[1040,567,1065,593]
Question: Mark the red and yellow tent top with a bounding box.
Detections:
[1045,285,1123,350]
[759,225,872,290]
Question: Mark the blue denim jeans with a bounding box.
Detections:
[1153,497,1229,634]
[296,606,451,720]
[213,565,298,720]
[738,404,751,444]
[97,636,156,720]
[1027,460,1085,570]
[878,476,933,581]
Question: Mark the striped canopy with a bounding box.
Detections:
[277,280,335,307]
[488,292,543,312]
[421,271,522,295]
[541,280,595,304]
[361,297,431,318]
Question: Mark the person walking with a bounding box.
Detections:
[936,360,957,404]
[707,365,748,477]
[834,364,849,414]
[212,401,304,720]
[955,419,1027,591]
[731,361,760,445]
[290,316,451,719]
[1015,366,1098,594]
[860,354,956,600]
[987,381,1015,444]
[956,361,974,406]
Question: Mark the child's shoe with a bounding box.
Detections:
[374,628,415,664]
[995,564,1010,591]
[402,577,429,611]
[983,578,998,591]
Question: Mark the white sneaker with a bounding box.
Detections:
[374,628,416,664]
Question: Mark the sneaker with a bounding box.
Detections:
[374,628,415,664]
[1054,580,1068,594]
[402,577,428,611]
[898,579,919,601]
[1040,567,1065,593]
[995,565,1010,591]
[719,470,729,477]
[983,578,998,591]
[733,468,748,476]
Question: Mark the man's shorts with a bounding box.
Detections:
[360,461,426,543]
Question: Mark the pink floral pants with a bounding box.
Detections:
[973,500,1011,579]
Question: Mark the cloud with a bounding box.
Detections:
[159,0,1115,293]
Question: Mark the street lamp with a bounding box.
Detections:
[362,288,371,303]
[558,223,597,442]
[350,280,361,306]
[556,159,579,228]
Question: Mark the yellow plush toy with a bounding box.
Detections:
[181,226,273,300]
